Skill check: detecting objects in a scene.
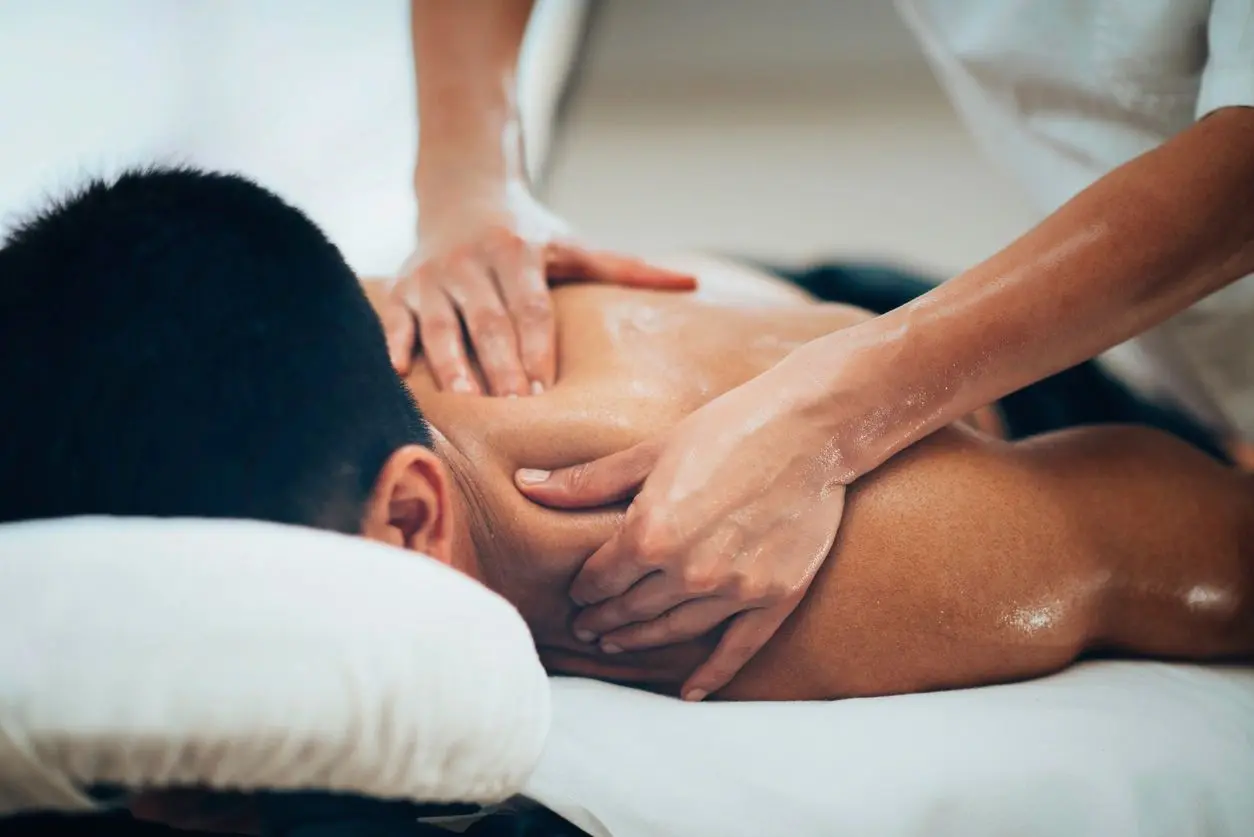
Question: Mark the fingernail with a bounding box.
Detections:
[450,377,474,394]
[530,380,545,395]
[574,629,596,643]
[683,689,707,702]
[601,642,622,655]
[516,468,550,485]
[506,393,519,400]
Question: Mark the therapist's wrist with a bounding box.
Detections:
[777,321,937,481]
[416,95,527,192]
[416,141,523,197]
[416,161,512,208]
[414,170,531,242]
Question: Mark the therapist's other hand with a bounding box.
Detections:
[514,354,850,700]
[388,181,695,392]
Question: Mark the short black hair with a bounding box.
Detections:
[0,167,431,532]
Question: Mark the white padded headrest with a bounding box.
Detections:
[0,516,550,815]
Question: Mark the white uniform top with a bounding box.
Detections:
[897,0,1254,440]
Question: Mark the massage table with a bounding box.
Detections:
[2,517,1252,837]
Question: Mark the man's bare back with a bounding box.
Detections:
[379,256,1254,701]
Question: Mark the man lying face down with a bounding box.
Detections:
[2,168,1251,702]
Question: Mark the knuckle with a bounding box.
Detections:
[414,259,450,286]
[420,331,460,360]
[702,671,735,694]
[628,513,677,564]
[485,226,524,254]
[618,599,649,622]
[514,294,554,326]
[728,638,759,661]
[776,577,804,600]
[419,311,458,335]
[636,619,668,641]
[464,306,509,337]
[738,573,774,601]
[562,463,596,495]
[724,568,753,598]
[679,562,717,592]
[730,567,790,602]
[718,637,758,665]
[760,580,788,601]
[397,287,424,315]
[600,602,631,624]
[447,242,482,269]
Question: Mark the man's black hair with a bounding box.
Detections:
[0,167,431,532]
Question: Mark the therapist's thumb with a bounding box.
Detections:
[515,440,663,509]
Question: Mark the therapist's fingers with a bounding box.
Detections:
[445,264,530,397]
[680,605,791,701]
[567,523,661,608]
[360,279,415,373]
[515,438,664,510]
[412,286,481,395]
[545,243,699,291]
[494,236,556,392]
[379,292,417,374]
[593,598,741,652]
[571,567,720,639]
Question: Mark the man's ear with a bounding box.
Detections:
[361,445,456,565]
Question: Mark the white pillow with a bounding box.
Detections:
[0,516,550,815]
[527,662,1254,837]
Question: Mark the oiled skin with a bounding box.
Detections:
[383,256,1254,701]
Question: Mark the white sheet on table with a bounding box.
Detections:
[526,661,1254,837]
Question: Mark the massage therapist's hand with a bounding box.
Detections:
[383,179,696,393]
[515,346,852,701]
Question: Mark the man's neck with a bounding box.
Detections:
[436,434,572,643]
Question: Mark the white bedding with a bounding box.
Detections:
[528,663,1254,837]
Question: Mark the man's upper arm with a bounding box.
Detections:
[1009,425,1254,658]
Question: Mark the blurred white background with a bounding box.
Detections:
[0,0,582,278]
[0,0,1037,279]
[544,0,1038,275]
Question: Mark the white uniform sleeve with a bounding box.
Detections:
[1197,0,1254,118]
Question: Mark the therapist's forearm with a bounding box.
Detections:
[411,0,535,195]
[813,105,1254,475]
